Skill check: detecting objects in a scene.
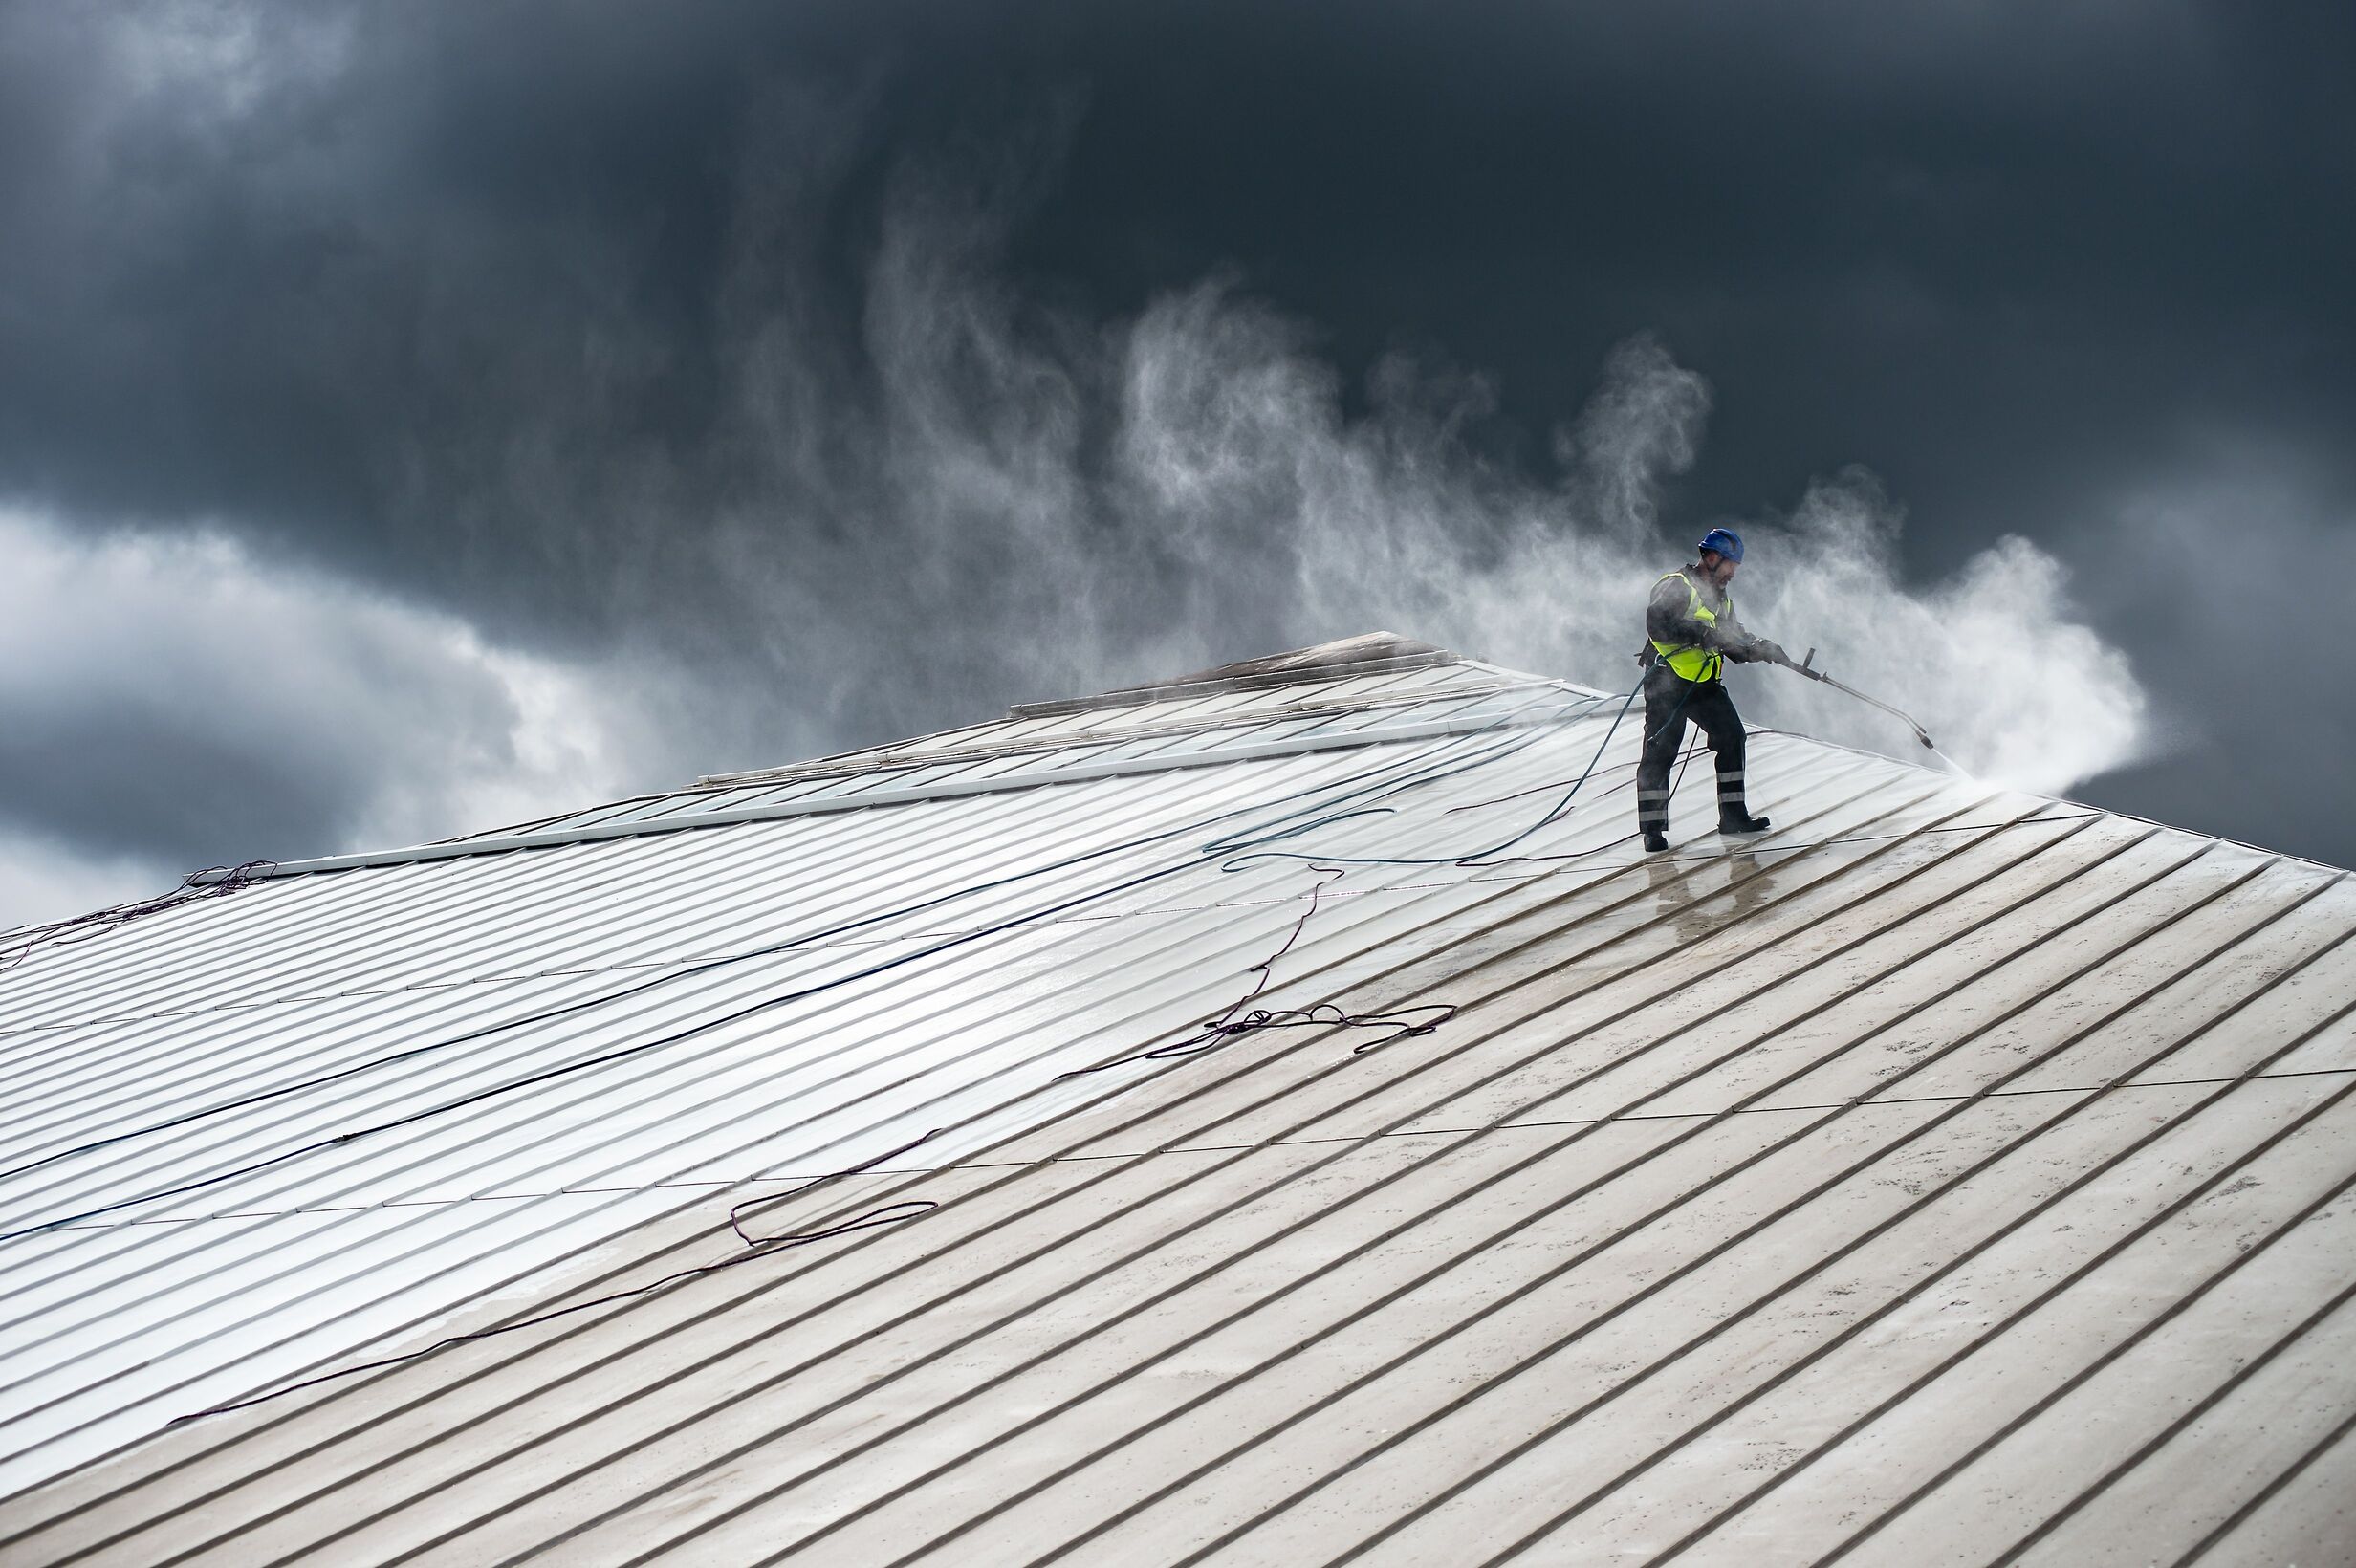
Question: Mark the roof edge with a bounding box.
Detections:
[1008,649,1460,721]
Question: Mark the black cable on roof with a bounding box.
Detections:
[1210,680,1647,872]
[169,1126,947,1422]
[1054,868,1455,1080]
[0,861,276,974]
[0,687,1621,1240]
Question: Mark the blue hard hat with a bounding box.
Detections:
[1697,527,1744,563]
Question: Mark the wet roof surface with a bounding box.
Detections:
[2,640,2351,1566]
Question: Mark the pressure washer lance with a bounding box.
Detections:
[1767,645,1948,760]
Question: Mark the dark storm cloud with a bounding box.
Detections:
[0,0,2349,915]
[0,515,568,863]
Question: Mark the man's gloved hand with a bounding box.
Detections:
[1753,639,1790,665]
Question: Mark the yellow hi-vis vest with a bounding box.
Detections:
[1650,570,1729,683]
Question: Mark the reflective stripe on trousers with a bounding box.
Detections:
[1635,665,1749,833]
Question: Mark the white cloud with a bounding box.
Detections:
[0,509,644,928]
[0,831,167,937]
[105,0,356,121]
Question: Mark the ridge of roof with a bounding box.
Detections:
[189,678,1570,882]
[1005,632,1459,720]
[699,673,1529,792]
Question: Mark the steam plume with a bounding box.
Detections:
[0,123,2149,927]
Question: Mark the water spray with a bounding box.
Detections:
[1768,646,1967,774]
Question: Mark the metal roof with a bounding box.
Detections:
[1,637,2351,1566]
[224,657,1551,879]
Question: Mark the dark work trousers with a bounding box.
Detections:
[1636,663,1748,836]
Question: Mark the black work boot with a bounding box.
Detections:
[1642,830,1669,854]
[1717,809,1770,837]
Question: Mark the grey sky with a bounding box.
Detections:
[1,0,2349,923]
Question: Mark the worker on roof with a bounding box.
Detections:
[1635,527,1789,854]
